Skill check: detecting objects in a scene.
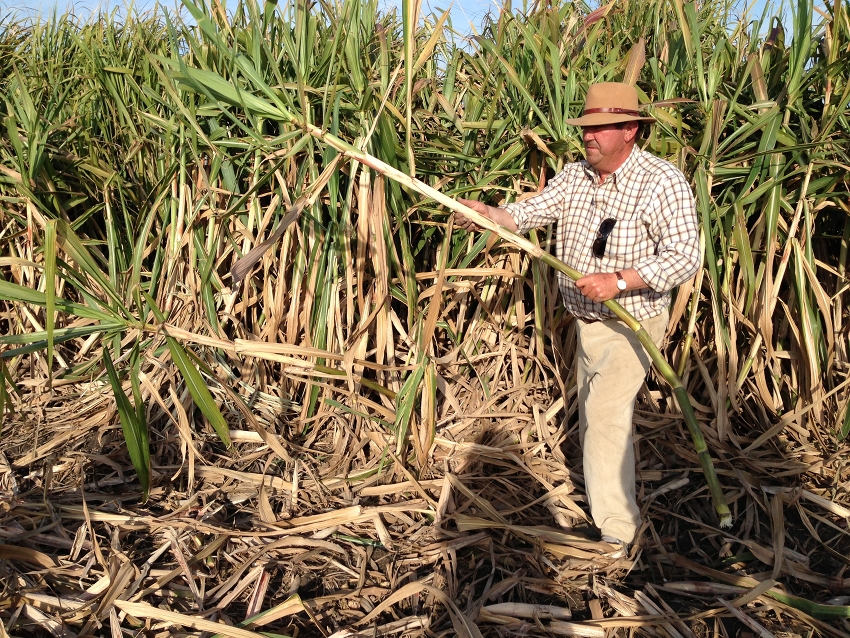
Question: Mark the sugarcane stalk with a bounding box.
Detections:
[671,554,850,618]
[735,163,813,394]
[286,122,731,527]
[676,231,705,378]
[553,256,731,529]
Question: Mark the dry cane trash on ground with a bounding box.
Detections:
[1,343,850,638]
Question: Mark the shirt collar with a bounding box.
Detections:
[581,145,641,191]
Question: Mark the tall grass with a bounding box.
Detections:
[0,0,848,524]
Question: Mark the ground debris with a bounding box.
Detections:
[2,383,849,638]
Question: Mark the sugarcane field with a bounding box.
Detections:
[1,0,849,635]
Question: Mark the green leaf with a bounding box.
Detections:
[172,64,290,121]
[167,336,231,446]
[0,279,120,323]
[130,342,145,428]
[54,219,132,319]
[474,36,556,139]
[0,323,126,354]
[732,203,755,314]
[0,359,11,434]
[144,293,231,447]
[103,348,150,499]
[840,401,850,442]
[394,360,426,452]
[4,115,28,183]
[44,220,57,384]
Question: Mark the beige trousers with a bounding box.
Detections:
[575,309,669,544]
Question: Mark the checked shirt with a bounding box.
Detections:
[502,146,700,321]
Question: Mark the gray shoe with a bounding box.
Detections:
[601,535,631,558]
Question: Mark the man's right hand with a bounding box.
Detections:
[455,198,519,233]
[455,198,492,231]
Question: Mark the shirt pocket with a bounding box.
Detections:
[603,211,652,268]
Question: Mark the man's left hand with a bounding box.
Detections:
[575,273,620,303]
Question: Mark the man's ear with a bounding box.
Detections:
[623,121,640,143]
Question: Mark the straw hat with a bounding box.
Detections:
[565,82,655,126]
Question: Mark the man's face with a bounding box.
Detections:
[581,122,639,175]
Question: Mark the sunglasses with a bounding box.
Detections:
[592,218,617,258]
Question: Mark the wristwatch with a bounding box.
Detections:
[615,271,627,291]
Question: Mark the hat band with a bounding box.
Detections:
[583,107,641,116]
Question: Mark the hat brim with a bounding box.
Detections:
[565,112,656,126]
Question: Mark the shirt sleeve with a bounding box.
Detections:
[633,171,701,294]
[500,168,571,233]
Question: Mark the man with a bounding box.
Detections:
[456,82,700,550]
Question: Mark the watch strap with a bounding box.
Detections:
[615,271,627,290]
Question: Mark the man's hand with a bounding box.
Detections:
[575,273,621,303]
[456,198,492,231]
[576,268,648,303]
[455,198,519,233]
